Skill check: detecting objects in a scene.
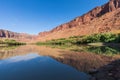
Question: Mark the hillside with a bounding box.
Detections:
[0,29,36,42]
[38,0,120,41]
[1,0,120,42]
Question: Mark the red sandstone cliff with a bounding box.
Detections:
[38,0,120,41]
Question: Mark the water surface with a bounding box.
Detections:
[0,45,119,80]
[0,46,90,80]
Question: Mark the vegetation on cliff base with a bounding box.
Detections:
[36,33,120,56]
[0,39,26,46]
[37,33,120,45]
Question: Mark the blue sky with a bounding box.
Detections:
[0,0,109,34]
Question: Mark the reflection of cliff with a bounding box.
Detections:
[0,45,119,73]
[52,52,118,72]
[0,45,66,59]
[0,46,36,59]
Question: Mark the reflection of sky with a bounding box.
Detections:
[0,53,90,80]
[0,54,40,64]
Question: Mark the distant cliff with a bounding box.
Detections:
[0,29,36,42]
[0,29,19,38]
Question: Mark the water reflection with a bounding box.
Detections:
[0,54,40,63]
[48,45,120,56]
[0,53,89,80]
[82,46,120,56]
[0,45,119,73]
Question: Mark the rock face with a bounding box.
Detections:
[0,29,36,42]
[0,29,19,38]
[38,0,120,41]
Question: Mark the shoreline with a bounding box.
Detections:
[89,59,120,80]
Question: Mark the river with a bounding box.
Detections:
[0,45,119,80]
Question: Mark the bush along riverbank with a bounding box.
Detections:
[36,33,120,56]
[0,39,26,46]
